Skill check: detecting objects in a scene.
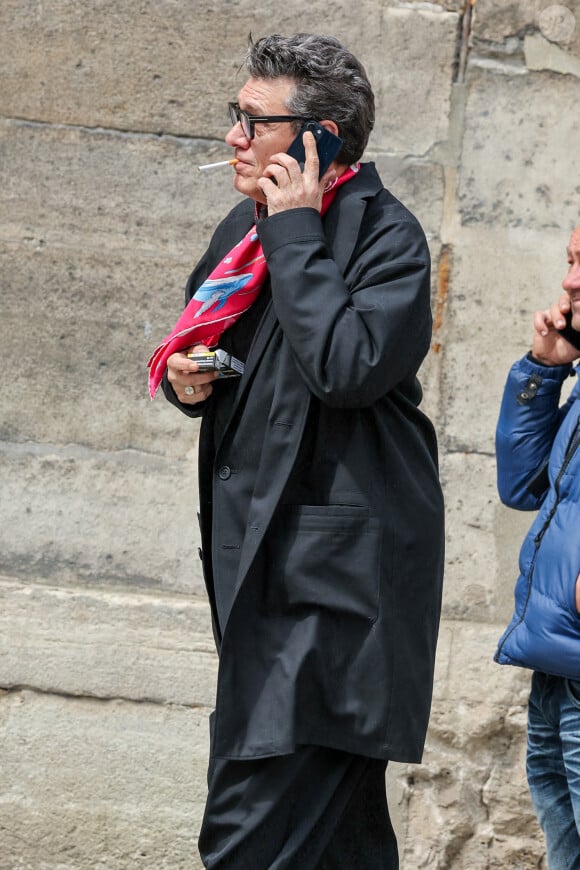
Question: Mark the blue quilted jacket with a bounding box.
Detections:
[495,354,580,679]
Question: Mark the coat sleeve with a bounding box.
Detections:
[495,354,577,510]
[256,201,432,407]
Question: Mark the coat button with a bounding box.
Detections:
[218,465,231,480]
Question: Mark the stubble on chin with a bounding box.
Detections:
[232,172,263,204]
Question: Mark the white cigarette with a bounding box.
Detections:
[198,158,239,172]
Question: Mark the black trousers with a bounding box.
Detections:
[198,746,399,869]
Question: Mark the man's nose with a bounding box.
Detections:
[225,122,249,148]
[563,262,580,292]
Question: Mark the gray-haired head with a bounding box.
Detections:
[244,33,375,165]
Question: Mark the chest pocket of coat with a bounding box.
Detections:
[262,504,381,622]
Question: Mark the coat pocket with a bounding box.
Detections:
[263,504,381,621]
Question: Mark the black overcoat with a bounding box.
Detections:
[164,163,445,763]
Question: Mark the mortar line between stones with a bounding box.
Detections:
[0,115,222,146]
[0,573,210,607]
[455,0,476,83]
[0,683,212,711]
[0,439,195,464]
[445,448,495,457]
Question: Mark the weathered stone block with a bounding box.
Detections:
[0,0,456,159]
[0,119,244,455]
[0,446,202,594]
[0,579,217,705]
[0,120,240,255]
[459,68,580,231]
[0,242,206,454]
[473,0,580,55]
[365,7,458,156]
[525,31,580,76]
[440,450,551,629]
[431,619,531,712]
[0,690,208,869]
[441,453,502,622]
[440,226,574,454]
[370,156,446,240]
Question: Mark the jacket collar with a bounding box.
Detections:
[324,162,383,273]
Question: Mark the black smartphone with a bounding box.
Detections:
[286,121,343,179]
[557,310,580,351]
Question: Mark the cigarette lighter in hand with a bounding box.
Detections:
[187,348,245,377]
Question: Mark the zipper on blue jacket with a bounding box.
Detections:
[534,421,580,546]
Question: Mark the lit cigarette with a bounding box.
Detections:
[198,159,239,172]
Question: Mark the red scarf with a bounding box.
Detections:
[148,164,359,397]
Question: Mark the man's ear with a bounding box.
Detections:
[319,120,340,137]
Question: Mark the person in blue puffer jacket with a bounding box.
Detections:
[495,225,580,870]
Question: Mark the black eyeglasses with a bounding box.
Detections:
[228,102,307,140]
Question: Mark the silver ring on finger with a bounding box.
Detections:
[184,385,196,396]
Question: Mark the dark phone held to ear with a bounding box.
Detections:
[557,310,580,351]
[286,121,343,179]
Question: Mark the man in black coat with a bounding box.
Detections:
[157,32,445,870]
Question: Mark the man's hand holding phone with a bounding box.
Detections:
[260,124,342,216]
[531,293,580,366]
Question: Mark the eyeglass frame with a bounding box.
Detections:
[228,102,308,140]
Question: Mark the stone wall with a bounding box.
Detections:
[1,1,579,867]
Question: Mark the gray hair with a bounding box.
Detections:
[244,33,375,165]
